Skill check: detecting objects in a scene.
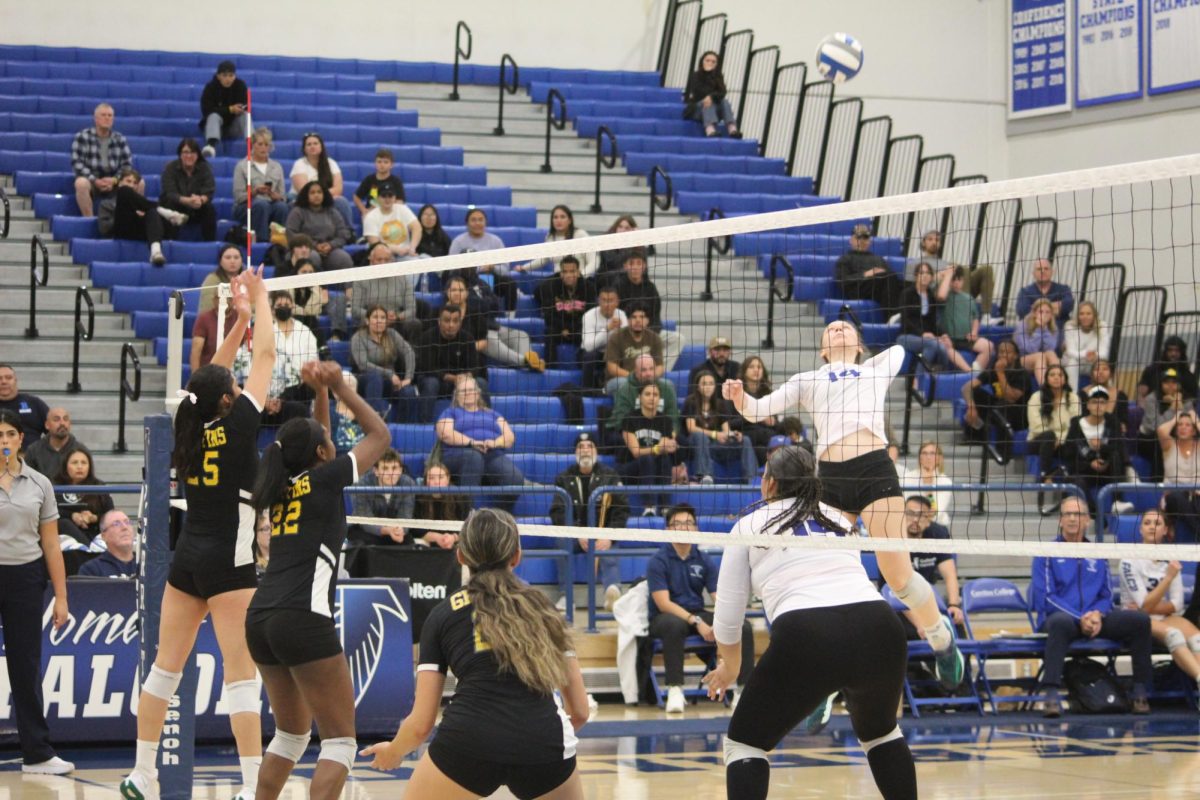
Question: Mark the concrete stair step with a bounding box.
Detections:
[5,338,151,363]
[0,239,68,259]
[420,113,577,139]
[13,289,113,313]
[10,364,166,392]
[465,150,598,171]
[0,312,131,336]
[30,392,165,421]
[487,169,640,191]
[4,219,49,237]
[383,82,499,102]
[0,263,90,286]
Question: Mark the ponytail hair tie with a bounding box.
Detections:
[176,389,198,405]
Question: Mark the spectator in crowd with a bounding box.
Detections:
[53,445,113,547]
[1119,509,1200,701]
[348,449,417,546]
[198,244,245,314]
[77,510,137,578]
[738,355,782,465]
[190,292,245,374]
[415,204,451,260]
[536,256,594,366]
[330,372,365,455]
[72,102,134,218]
[1028,365,1079,484]
[411,462,467,549]
[0,364,49,443]
[648,504,753,714]
[1063,385,1125,512]
[1015,258,1075,326]
[289,132,354,229]
[776,416,812,452]
[435,377,524,512]
[580,284,627,390]
[198,60,247,158]
[1015,298,1062,387]
[271,233,315,279]
[620,381,684,515]
[159,138,217,241]
[363,185,422,258]
[1030,497,1153,717]
[610,353,680,444]
[290,259,342,345]
[615,248,683,371]
[898,496,963,637]
[604,306,664,395]
[1138,335,1199,401]
[1061,301,1111,390]
[898,262,959,371]
[834,224,903,319]
[97,168,167,265]
[1082,359,1129,438]
[350,242,423,343]
[232,127,288,245]
[23,408,85,479]
[549,432,630,609]
[286,181,354,270]
[1159,410,1200,544]
[351,304,418,422]
[354,148,406,217]
[687,336,740,395]
[900,441,953,527]
[232,292,318,426]
[596,214,639,288]
[905,230,997,321]
[1139,368,1195,481]
[529,205,594,277]
[962,339,1031,461]
[448,208,520,309]
[938,266,993,372]
[684,371,757,484]
[684,51,741,138]
[415,304,487,423]
[444,275,543,371]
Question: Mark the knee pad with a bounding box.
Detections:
[1188,634,1200,654]
[142,665,183,701]
[266,729,311,764]
[1165,628,1188,653]
[893,573,934,612]
[317,736,357,771]
[860,726,905,754]
[723,736,768,766]
[225,679,262,716]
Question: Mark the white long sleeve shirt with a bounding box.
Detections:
[581,306,627,353]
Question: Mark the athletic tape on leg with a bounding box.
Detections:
[724,737,769,765]
[143,665,184,701]
[318,737,357,771]
[893,573,933,611]
[860,727,905,753]
[1165,628,1187,652]
[225,679,262,715]
[266,730,311,763]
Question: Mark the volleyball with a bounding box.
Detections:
[814,32,863,83]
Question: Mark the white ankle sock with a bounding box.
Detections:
[924,617,953,652]
[135,739,159,776]
[239,756,261,792]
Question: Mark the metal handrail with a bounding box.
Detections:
[493,54,519,136]
[1096,482,1200,540]
[450,20,473,101]
[25,234,49,339]
[113,343,142,454]
[539,89,567,173]
[589,126,618,214]
[647,165,672,232]
[761,254,794,349]
[0,184,10,239]
[700,207,731,301]
[67,285,95,393]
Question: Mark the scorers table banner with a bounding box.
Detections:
[0,578,413,743]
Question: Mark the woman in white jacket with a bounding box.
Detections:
[528,204,594,277]
[900,441,953,526]
[1062,301,1111,390]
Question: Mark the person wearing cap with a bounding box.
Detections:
[1139,368,1197,481]
[687,336,740,395]
[1015,258,1075,327]
[363,184,422,258]
[354,148,407,217]
[834,224,904,319]
[1063,385,1126,511]
[199,60,248,158]
[905,229,997,323]
[1138,336,1199,402]
[549,433,630,610]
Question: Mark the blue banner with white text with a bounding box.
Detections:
[1010,0,1072,118]
[1076,0,1143,106]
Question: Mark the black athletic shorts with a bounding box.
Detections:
[427,739,576,800]
[168,559,257,600]
[245,608,343,667]
[818,449,902,516]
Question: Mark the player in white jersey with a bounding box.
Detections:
[1119,508,1200,705]
[703,445,916,800]
[723,321,964,695]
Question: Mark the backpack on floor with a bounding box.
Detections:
[1062,658,1130,714]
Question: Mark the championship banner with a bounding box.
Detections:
[1149,0,1200,95]
[1076,0,1143,106]
[0,577,413,744]
[1009,0,1072,118]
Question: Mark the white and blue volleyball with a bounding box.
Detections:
[815,33,863,83]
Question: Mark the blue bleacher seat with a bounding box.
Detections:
[490,395,564,425]
[509,454,575,486]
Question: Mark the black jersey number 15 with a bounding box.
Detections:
[270,500,301,536]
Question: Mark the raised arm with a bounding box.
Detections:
[326,364,389,473]
[210,274,252,371]
[239,265,277,404]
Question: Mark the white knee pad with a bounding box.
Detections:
[142,665,183,701]
[225,679,262,716]
[1188,634,1200,654]
[266,729,311,764]
[317,737,357,771]
[860,726,905,753]
[893,573,934,612]
[1165,628,1188,653]
[723,737,768,766]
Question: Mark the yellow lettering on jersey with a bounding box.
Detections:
[449,589,471,611]
[203,427,227,448]
[471,612,492,653]
[286,474,312,500]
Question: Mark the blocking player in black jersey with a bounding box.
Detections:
[246,361,389,800]
[121,266,275,800]
[361,508,590,799]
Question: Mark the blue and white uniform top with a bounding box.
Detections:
[712,499,882,645]
[1119,558,1184,622]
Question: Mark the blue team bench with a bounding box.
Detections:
[0,77,393,108]
[623,152,786,177]
[528,82,683,105]
[575,117,701,138]
[654,172,815,198]
[675,192,837,216]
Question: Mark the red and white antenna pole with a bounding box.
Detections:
[245,86,254,260]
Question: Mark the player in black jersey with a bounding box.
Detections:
[246,362,389,800]
[122,266,275,800]
[362,508,590,799]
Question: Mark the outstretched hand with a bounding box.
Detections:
[239,262,268,303]
[359,740,406,772]
[702,658,737,702]
[722,379,745,409]
[228,273,252,319]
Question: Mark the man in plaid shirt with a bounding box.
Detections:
[72,103,136,217]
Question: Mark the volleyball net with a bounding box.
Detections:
[160,152,1200,570]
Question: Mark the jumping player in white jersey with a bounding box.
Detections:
[703,445,917,799]
[724,321,964,692]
